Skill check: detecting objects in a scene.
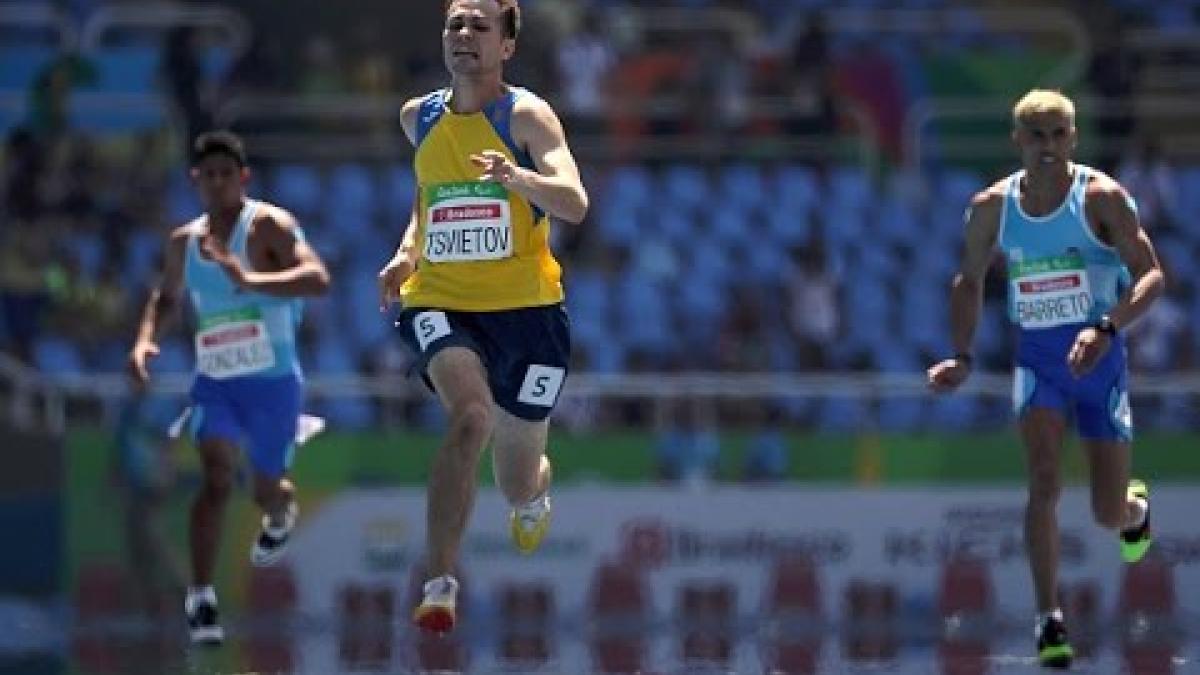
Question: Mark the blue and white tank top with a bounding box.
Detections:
[998,163,1131,331]
[184,200,303,379]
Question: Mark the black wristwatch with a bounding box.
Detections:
[1095,314,1118,336]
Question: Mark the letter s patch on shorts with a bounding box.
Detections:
[413,311,452,351]
[517,365,566,407]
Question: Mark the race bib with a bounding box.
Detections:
[423,181,513,263]
[195,307,276,378]
[1010,253,1093,329]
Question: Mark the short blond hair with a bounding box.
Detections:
[1012,89,1075,127]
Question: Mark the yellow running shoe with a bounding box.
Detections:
[510,492,551,555]
[412,575,458,634]
[1120,478,1152,563]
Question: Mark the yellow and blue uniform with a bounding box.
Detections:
[396,87,570,420]
[183,200,305,477]
[999,164,1133,440]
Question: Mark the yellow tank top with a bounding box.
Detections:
[400,87,563,311]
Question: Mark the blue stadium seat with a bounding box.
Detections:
[33,336,84,376]
[597,201,640,247]
[326,163,377,220]
[269,164,323,217]
[654,208,696,243]
[718,163,766,209]
[86,46,161,93]
[0,45,57,90]
[606,164,653,211]
[70,231,105,282]
[660,164,708,213]
[123,229,161,288]
[774,164,819,213]
[381,164,416,222]
[707,205,750,246]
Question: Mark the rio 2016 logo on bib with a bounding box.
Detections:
[423,181,513,263]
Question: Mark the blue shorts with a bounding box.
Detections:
[188,373,304,478]
[1013,325,1132,441]
[395,304,571,421]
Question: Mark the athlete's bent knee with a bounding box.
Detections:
[449,400,493,446]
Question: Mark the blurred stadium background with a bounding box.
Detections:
[1,0,1199,673]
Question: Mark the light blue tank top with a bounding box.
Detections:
[998,164,1130,330]
[184,200,303,379]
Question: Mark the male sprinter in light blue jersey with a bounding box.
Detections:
[928,90,1163,669]
[128,131,330,644]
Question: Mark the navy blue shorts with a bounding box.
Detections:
[395,304,571,421]
[1013,325,1132,441]
[188,373,304,478]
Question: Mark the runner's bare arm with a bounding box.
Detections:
[128,226,190,384]
[1089,182,1165,329]
[242,207,331,297]
[949,190,1004,356]
[498,97,588,224]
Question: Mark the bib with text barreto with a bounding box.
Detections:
[195,307,275,379]
[423,181,513,263]
[1009,252,1093,329]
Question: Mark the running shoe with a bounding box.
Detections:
[1120,478,1152,563]
[1036,612,1073,669]
[251,500,298,567]
[186,595,224,645]
[413,575,458,634]
[510,492,551,555]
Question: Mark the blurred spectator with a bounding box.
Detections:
[1082,3,1140,173]
[555,10,617,136]
[717,285,771,371]
[27,52,96,140]
[742,404,788,482]
[3,128,44,221]
[1118,136,1181,232]
[298,35,348,97]
[223,33,287,98]
[655,399,720,485]
[163,26,214,150]
[1128,295,1191,373]
[783,12,836,142]
[0,224,55,362]
[785,243,839,370]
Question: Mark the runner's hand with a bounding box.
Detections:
[927,358,970,393]
[1068,327,1110,378]
[127,340,160,389]
[378,253,415,311]
[201,237,251,289]
[472,150,522,186]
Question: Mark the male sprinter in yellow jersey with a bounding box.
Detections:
[928,90,1161,668]
[377,0,588,634]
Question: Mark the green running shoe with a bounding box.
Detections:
[1120,478,1152,563]
[1036,614,1074,669]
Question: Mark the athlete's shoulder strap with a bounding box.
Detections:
[415,88,449,146]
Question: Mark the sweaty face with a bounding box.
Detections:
[1013,111,1076,171]
[191,154,247,211]
[443,0,512,76]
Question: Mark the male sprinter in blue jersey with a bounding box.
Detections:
[128,131,330,644]
[927,90,1162,669]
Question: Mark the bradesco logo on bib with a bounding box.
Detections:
[195,307,276,378]
[424,181,513,263]
[1010,253,1093,329]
